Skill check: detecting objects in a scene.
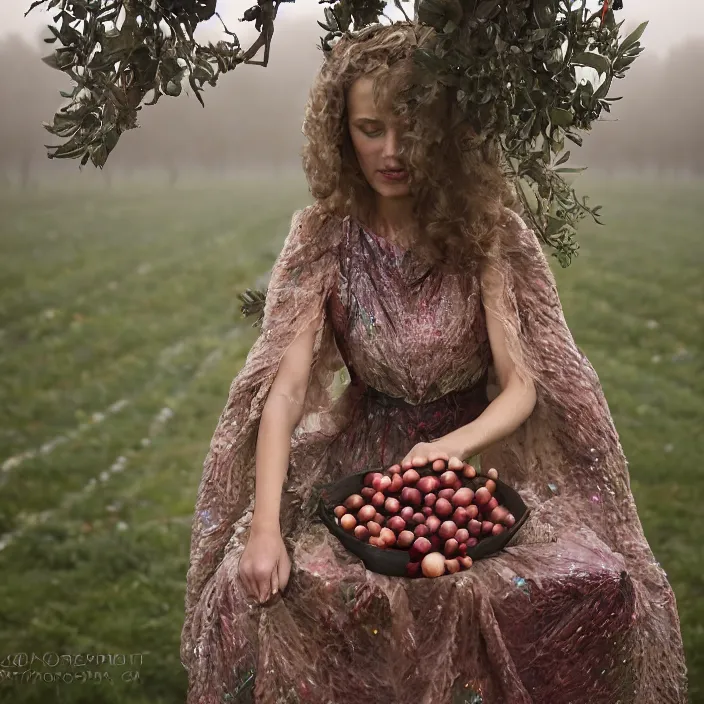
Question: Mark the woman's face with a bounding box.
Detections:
[346,76,411,198]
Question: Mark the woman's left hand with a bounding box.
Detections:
[400,441,464,472]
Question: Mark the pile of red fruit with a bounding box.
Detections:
[332,463,516,578]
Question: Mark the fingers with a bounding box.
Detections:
[262,548,290,605]
[448,456,463,470]
[278,546,291,593]
[240,558,271,603]
[401,456,424,470]
[270,565,279,600]
[256,571,271,604]
[239,565,278,605]
[244,574,261,603]
[238,564,257,602]
[401,449,451,470]
[426,450,449,472]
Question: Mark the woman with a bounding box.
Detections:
[180,22,688,704]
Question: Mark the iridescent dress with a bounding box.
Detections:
[180,206,688,703]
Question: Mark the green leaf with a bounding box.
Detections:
[91,143,108,168]
[144,85,163,107]
[323,7,340,31]
[417,0,458,30]
[542,134,551,162]
[618,21,648,56]
[546,215,567,237]
[59,84,80,99]
[443,19,458,34]
[520,113,537,139]
[41,52,61,71]
[614,55,638,72]
[518,177,540,215]
[550,108,573,127]
[593,74,612,101]
[164,79,182,96]
[532,0,556,28]
[554,150,571,166]
[475,0,500,21]
[47,140,88,160]
[573,51,610,74]
[529,28,550,42]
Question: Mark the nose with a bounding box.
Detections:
[382,127,402,161]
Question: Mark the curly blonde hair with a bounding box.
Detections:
[301,20,520,273]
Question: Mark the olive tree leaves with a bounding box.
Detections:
[27,0,647,266]
[317,0,390,50]
[27,0,247,168]
[406,0,647,266]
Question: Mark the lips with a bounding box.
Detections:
[379,169,409,181]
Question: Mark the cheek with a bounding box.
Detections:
[351,135,380,173]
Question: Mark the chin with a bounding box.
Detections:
[373,181,411,198]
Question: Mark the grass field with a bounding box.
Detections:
[0,176,702,703]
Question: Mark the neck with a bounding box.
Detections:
[372,194,415,238]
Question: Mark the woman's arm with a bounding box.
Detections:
[250,313,322,531]
[440,261,537,461]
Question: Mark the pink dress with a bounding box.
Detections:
[180,206,688,703]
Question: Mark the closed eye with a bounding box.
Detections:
[353,118,385,138]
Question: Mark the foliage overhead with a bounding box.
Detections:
[27,0,647,267]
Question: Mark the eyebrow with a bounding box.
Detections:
[353,117,384,124]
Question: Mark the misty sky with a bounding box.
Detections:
[4,0,704,58]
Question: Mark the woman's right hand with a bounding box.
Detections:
[238,521,291,604]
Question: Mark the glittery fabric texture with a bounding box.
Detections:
[180,204,688,703]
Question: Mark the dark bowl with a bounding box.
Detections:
[316,465,530,577]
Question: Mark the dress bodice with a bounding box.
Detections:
[326,216,491,405]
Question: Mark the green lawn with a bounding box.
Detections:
[0,176,701,702]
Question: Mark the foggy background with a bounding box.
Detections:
[1,0,703,188]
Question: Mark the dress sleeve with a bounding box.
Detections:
[479,208,687,701]
[180,203,342,673]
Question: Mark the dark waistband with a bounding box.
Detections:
[359,371,489,411]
